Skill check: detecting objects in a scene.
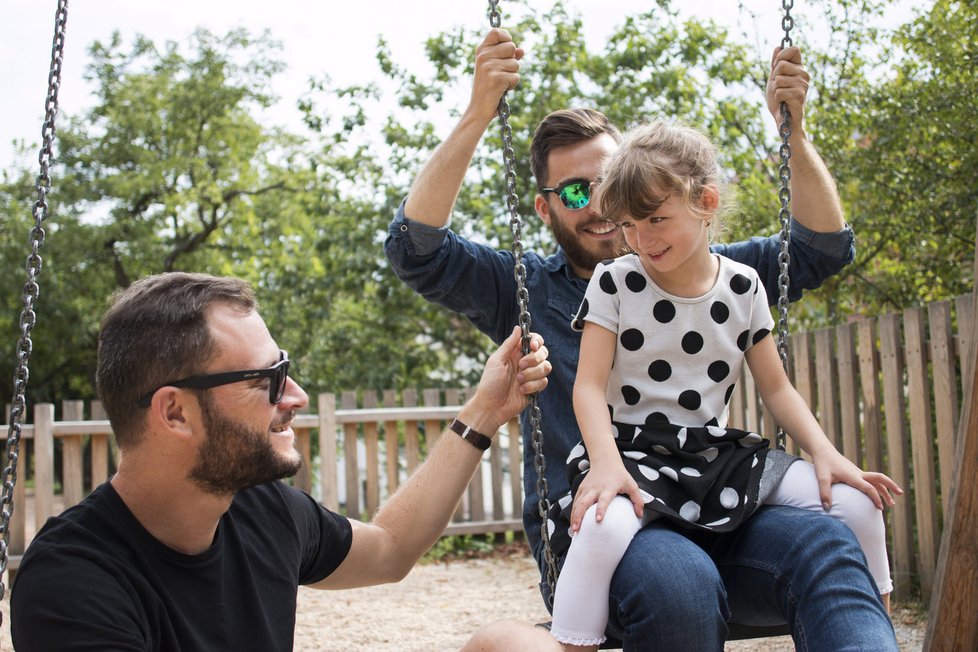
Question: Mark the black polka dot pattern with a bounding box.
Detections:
[752,328,771,345]
[572,254,774,460]
[653,300,676,323]
[648,360,672,382]
[625,271,647,293]
[730,273,752,295]
[679,390,702,410]
[708,361,730,383]
[549,256,778,555]
[737,330,750,351]
[621,329,644,351]
[682,332,704,354]
[622,385,641,405]
[710,301,729,324]
[645,412,669,425]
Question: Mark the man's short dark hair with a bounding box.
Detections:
[96,272,257,448]
[530,108,622,188]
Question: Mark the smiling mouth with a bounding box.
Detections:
[582,220,618,237]
[270,410,296,433]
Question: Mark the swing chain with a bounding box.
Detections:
[488,0,559,607]
[0,0,69,613]
[775,0,794,451]
[488,0,501,28]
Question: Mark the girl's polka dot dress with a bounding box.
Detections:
[547,254,776,558]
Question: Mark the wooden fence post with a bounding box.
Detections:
[6,403,26,560]
[341,391,360,518]
[402,389,420,475]
[507,417,522,524]
[815,328,841,449]
[905,307,940,600]
[928,301,959,520]
[836,323,861,465]
[32,403,55,535]
[89,401,110,490]
[60,400,85,509]
[363,391,380,517]
[879,314,914,598]
[383,389,400,497]
[857,318,884,472]
[318,393,339,511]
[924,228,978,651]
[790,331,814,458]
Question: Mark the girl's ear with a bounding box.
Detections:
[701,185,720,212]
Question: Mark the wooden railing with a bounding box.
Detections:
[2,293,973,602]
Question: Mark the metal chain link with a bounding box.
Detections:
[775,0,794,451]
[0,0,69,620]
[488,0,559,607]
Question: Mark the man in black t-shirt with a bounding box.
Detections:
[11,272,551,651]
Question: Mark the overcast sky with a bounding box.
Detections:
[1,1,914,170]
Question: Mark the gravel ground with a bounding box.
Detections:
[0,548,927,651]
[293,546,927,651]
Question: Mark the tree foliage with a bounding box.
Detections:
[1,0,974,408]
[808,0,977,315]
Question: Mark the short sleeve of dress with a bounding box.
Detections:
[571,260,622,334]
[746,268,776,350]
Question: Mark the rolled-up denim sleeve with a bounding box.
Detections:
[384,199,519,344]
[711,220,855,305]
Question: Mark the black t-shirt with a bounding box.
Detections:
[11,480,353,651]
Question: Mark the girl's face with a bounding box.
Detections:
[619,193,715,291]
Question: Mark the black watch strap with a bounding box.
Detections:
[449,418,492,451]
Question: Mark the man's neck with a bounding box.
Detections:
[111,466,233,555]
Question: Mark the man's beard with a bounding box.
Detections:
[188,392,302,496]
[549,211,626,275]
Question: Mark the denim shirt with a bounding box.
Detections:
[385,200,855,563]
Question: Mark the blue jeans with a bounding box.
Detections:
[540,506,897,651]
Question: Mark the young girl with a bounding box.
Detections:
[546,120,901,649]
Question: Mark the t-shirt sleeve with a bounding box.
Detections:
[282,486,353,585]
[571,262,621,334]
[747,269,776,349]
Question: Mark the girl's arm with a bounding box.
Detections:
[745,335,902,510]
[570,322,645,531]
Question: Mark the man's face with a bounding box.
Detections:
[187,305,307,495]
[189,390,302,495]
[535,134,626,279]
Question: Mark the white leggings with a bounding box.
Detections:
[549,460,892,647]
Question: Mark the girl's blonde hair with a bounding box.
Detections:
[595,119,731,240]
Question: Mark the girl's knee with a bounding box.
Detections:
[576,497,642,551]
[830,484,883,526]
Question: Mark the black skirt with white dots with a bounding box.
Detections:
[546,421,771,562]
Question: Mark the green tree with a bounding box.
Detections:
[299,0,797,382]
[807,0,977,315]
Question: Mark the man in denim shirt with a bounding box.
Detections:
[388,30,896,651]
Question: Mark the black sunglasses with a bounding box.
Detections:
[540,178,594,210]
[136,350,290,408]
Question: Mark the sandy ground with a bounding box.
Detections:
[1,549,927,651]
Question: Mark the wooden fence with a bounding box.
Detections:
[2,293,974,602]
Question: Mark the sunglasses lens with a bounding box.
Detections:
[273,360,289,404]
[559,182,590,209]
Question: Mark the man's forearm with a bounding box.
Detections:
[404,112,493,228]
[787,129,846,233]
